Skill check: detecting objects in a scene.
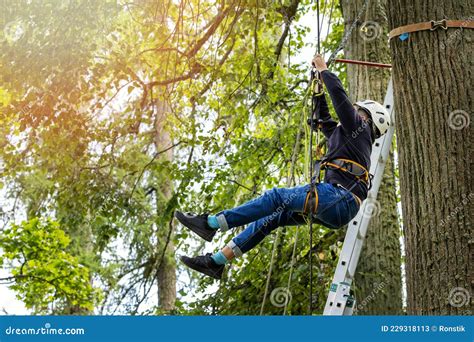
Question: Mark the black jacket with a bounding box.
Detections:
[310,70,373,200]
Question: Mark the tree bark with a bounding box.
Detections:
[388,0,473,314]
[342,0,403,314]
[154,93,177,313]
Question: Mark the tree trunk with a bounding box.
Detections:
[388,0,473,314]
[342,0,403,314]
[154,93,177,313]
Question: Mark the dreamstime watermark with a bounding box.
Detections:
[448,287,471,308]
[351,119,371,139]
[356,281,386,312]
[270,287,292,308]
[262,192,298,227]
[440,16,474,50]
[4,322,85,336]
[448,109,470,130]
[440,192,473,227]
[362,198,381,219]
[3,20,26,44]
[16,87,47,116]
[359,21,383,42]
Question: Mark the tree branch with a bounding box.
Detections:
[146,63,203,88]
[129,141,183,199]
[184,5,233,58]
[266,0,300,80]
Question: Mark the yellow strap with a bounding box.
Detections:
[303,191,311,213]
[303,188,319,215]
[321,159,369,183]
[336,158,369,174]
[313,187,319,213]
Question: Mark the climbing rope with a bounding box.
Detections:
[283,227,300,315]
[308,0,324,315]
[363,0,371,97]
[327,0,370,66]
[261,0,371,316]
[325,0,336,46]
[308,23,316,320]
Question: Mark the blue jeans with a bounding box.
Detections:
[216,183,360,255]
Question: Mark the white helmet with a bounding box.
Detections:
[355,100,391,138]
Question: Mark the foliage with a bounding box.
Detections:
[0,218,99,314]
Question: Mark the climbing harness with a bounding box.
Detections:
[389,19,474,40]
[302,157,370,217]
[316,158,371,187]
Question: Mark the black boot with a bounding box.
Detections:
[174,211,217,242]
[180,253,224,280]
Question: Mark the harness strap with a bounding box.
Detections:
[303,188,319,215]
[303,183,362,216]
[318,158,370,185]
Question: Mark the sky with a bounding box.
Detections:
[0,185,28,314]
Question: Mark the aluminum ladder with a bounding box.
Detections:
[323,79,396,315]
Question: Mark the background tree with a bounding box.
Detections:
[153,93,176,313]
[341,0,403,314]
[1,1,121,314]
[388,0,473,314]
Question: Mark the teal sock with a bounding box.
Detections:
[207,215,220,229]
[211,250,228,265]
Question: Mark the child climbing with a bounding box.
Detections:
[175,55,391,279]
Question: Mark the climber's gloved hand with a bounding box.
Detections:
[312,54,328,73]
